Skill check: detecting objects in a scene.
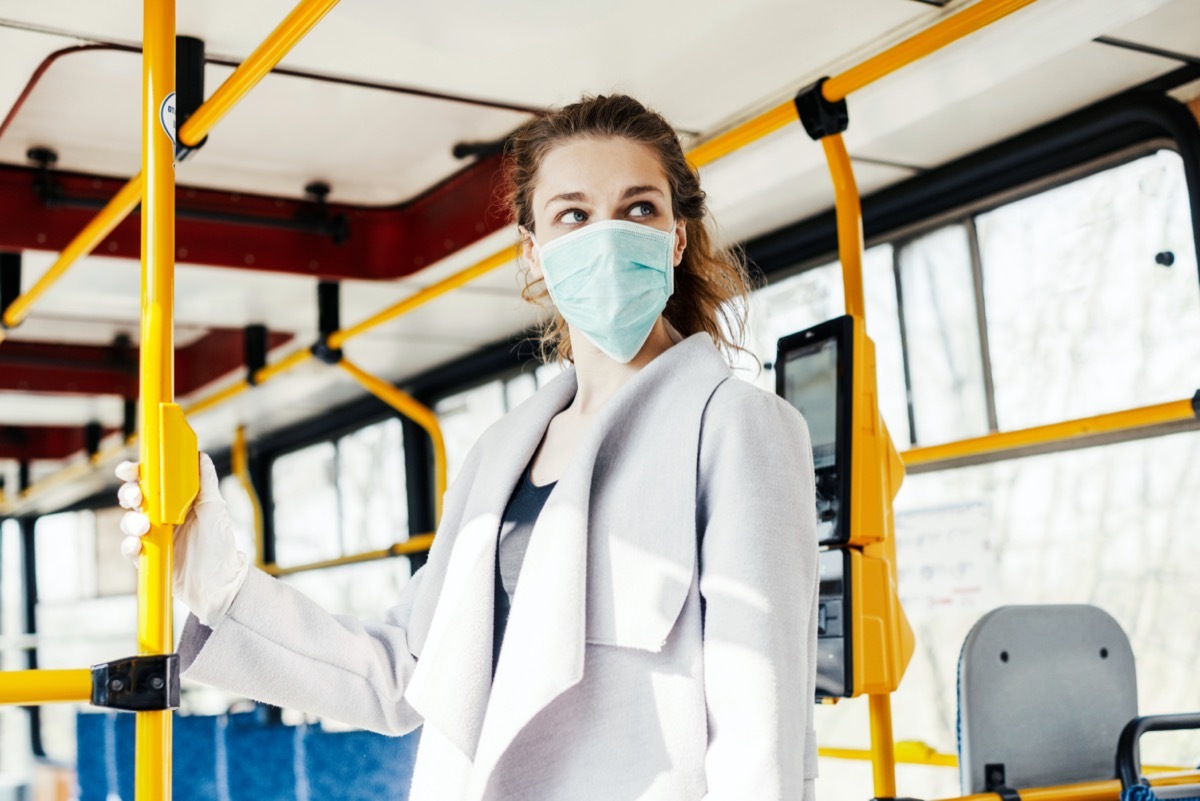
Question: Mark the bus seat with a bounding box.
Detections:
[957,604,1137,795]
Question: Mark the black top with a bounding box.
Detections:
[493,463,557,674]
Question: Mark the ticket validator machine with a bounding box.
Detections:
[777,315,913,699]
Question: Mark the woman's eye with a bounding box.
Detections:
[629,202,655,218]
[559,209,586,224]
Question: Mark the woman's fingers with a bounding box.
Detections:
[120,511,151,537]
[117,481,142,510]
[115,460,139,483]
[120,535,143,562]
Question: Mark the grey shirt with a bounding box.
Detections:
[492,463,556,673]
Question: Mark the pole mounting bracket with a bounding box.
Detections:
[91,654,180,711]
[794,77,850,141]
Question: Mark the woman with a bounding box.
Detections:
[118,94,820,801]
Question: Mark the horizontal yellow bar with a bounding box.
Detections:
[686,101,798,170]
[328,245,519,348]
[1,175,144,331]
[178,0,341,146]
[823,0,1039,102]
[0,669,92,705]
[263,533,434,577]
[903,398,1197,467]
[253,347,313,384]
[934,770,1200,801]
[180,348,314,418]
[183,379,250,416]
[819,743,1185,774]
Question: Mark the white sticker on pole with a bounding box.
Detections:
[160,92,177,146]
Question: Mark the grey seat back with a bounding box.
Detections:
[958,604,1137,794]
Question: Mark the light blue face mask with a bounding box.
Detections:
[532,220,676,363]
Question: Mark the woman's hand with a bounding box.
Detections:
[116,453,251,627]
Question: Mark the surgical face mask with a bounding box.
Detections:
[532,220,676,363]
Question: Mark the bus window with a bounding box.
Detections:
[270,417,408,571]
[435,367,554,485]
[979,148,1199,429]
[899,224,990,446]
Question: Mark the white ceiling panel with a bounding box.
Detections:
[0,28,70,133]
[0,48,533,204]
[839,0,1177,159]
[853,42,1180,169]
[1106,0,1200,60]
[0,0,934,133]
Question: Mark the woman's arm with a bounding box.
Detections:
[696,382,820,799]
[179,564,427,736]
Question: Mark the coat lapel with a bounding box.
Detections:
[406,332,735,800]
[469,333,733,796]
[404,368,577,760]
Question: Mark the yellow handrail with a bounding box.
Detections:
[935,770,1200,801]
[822,133,866,321]
[177,0,340,147]
[263,533,435,577]
[822,0,1039,102]
[902,398,1198,468]
[326,246,519,350]
[0,669,92,705]
[0,177,144,337]
[232,425,266,568]
[337,357,448,522]
[136,3,182,798]
[818,742,1186,773]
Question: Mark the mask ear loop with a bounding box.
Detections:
[523,229,560,307]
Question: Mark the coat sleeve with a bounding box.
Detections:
[178,564,427,736]
[696,381,820,800]
[177,433,489,736]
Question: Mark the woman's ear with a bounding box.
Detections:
[673,218,688,267]
[519,226,543,280]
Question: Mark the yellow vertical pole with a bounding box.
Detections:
[869,693,898,798]
[232,425,266,567]
[137,1,176,798]
[821,132,866,322]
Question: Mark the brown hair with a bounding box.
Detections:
[503,94,753,364]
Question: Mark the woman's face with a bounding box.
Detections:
[521,136,687,281]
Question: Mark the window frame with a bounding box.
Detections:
[760,139,1197,460]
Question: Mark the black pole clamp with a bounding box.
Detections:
[0,251,21,329]
[175,36,208,162]
[244,324,268,385]
[310,280,344,364]
[91,653,180,711]
[794,77,850,141]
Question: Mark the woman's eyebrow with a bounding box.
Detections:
[545,191,586,209]
[622,185,663,200]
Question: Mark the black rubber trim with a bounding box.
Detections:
[1117,713,1200,788]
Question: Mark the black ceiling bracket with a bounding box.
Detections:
[84,421,102,459]
[174,36,208,162]
[303,181,350,245]
[244,323,268,385]
[25,147,62,208]
[310,280,344,364]
[91,653,180,711]
[0,251,21,329]
[795,77,850,141]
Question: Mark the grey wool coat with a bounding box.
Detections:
[179,330,821,801]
